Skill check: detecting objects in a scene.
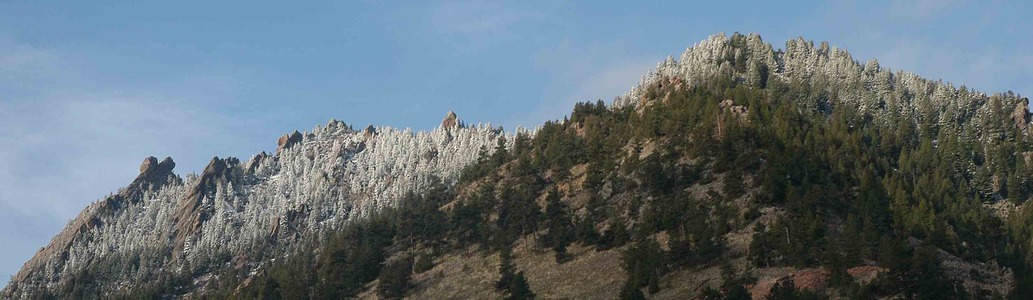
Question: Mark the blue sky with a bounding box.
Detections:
[1,0,1030,287]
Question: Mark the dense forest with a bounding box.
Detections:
[8,33,1032,299]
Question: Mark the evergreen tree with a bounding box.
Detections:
[377,257,412,299]
[542,187,574,262]
[622,236,665,294]
[496,246,536,299]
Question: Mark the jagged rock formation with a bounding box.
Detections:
[127,156,179,202]
[2,114,509,299]
[276,130,303,154]
[1012,98,1030,130]
[441,110,462,128]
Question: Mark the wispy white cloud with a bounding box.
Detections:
[566,59,655,105]
[0,35,60,75]
[426,1,544,53]
[804,0,1030,98]
[0,93,241,219]
[889,0,959,20]
[872,33,1030,96]
[511,37,657,128]
[523,58,654,129]
[0,35,66,97]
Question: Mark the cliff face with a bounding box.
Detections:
[3,114,508,299]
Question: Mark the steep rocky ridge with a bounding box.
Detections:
[8,156,180,287]
[2,113,510,299]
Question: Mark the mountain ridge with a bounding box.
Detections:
[3,113,511,299]
[4,33,1030,299]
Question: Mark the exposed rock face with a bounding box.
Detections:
[1012,97,1030,130]
[938,245,1015,296]
[140,156,159,173]
[441,110,462,128]
[277,130,303,153]
[243,152,268,176]
[715,99,749,139]
[847,266,888,285]
[132,156,177,192]
[363,125,377,139]
[718,99,748,118]
[749,268,830,299]
[3,116,508,299]
[171,157,243,257]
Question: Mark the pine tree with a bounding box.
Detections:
[377,257,412,299]
[542,187,574,263]
[496,246,536,299]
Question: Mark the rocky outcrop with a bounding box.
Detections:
[1012,97,1030,130]
[441,110,462,128]
[244,152,268,176]
[719,99,748,119]
[716,99,748,139]
[126,156,177,199]
[937,245,1014,296]
[172,157,242,257]
[846,266,888,285]
[277,130,303,154]
[749,268,830,298]
[363,125,377,139]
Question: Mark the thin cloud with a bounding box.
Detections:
[518,57,653,128]
[426,1,544,52]
[567,59,656,106]
[516,37,657,127]
[889,0,959,20]
[0,95,236,218]
[0,38,67,111]
[0,36,60,77]
[0,36,261,290]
